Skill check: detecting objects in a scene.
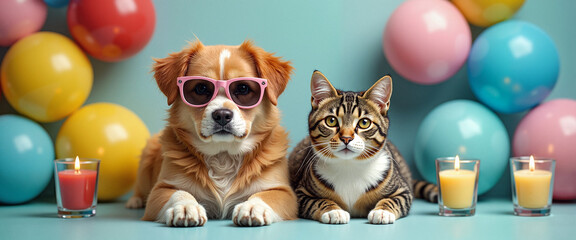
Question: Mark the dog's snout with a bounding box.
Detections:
[212,109,234,126]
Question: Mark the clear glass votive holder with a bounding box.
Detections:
[436,157,480,217]
[54,158,100,218]
[510,157,555,217]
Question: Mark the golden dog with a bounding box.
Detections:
[126,40,297,227]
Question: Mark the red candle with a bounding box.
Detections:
[58,158,98,210]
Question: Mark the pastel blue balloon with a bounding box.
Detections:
[44,0,69,8]
[467,20,559,114]
[414,100,510,195]
[0,115,54,204]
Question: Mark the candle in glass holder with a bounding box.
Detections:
[436,156,480,216]
[55,157,100,218]
[511,156,555,216]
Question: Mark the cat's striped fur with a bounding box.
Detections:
[288,71,437,224]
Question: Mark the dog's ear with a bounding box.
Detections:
[153,41,204,105]
[239,40,293,106]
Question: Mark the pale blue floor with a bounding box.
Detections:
[1,199,575,240]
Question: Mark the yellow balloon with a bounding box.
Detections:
[0,32,93,122]
[56,103,150,201]
[452,0,526,27]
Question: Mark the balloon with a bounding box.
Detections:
[414,100,510,195]
[1,32,93,122]
[383,0,471,85]
[44,0,69,8]
[55,103,150,201]
[0,0,47,46]
[452,0,525,27]
[0,114,54,204]
[67,0,156,62]
[467,20,559,114]
[513,99,576,200]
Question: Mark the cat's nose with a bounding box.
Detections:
[340,136,353,145]
[212,109,233,126]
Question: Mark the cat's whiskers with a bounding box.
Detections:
[296,141,328,153]
[313,145,332,161]
[296,142,330,176]
[358,144,383,160]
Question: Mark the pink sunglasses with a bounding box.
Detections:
[177,76,268,109]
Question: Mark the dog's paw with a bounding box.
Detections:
[164,200,207,227]
[125,196,144,209]
[233,198,281,227]
[368,209,396,224]
[321,209,350,224]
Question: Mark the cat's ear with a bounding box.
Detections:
[363,75,392,114]
[310,70,338,108]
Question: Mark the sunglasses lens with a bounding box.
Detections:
[229,80,262,107]
[182,79,215,106]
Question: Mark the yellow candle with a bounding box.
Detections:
[514,169,552,209]
[439,169,476,209]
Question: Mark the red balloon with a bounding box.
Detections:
[67,0,156,62]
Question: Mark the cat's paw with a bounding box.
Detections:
[233,198,281,227]
[164,200,207,227]
[368,209,396,224]
[321,209,350,224]
[125,196,144,209]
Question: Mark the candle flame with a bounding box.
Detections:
[455,155,460,171]
[74,156,80,173]
[529,155,535,172]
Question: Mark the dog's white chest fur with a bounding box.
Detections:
[205,152,242,196]
[315,153,390,216]
[164,152,245,219]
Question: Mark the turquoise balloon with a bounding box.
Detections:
[414,100,510,195]
[467,20,559,114]
[0,114,54,204]
[44,0,69,8]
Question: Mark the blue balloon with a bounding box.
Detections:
[467,20,559,114]
[0,115,54,204]
[414,100,510,195]
[44,0,69,8]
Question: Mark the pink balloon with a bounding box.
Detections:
[513,99,576,200]
[0,0,47,46]
[383,0,471,85]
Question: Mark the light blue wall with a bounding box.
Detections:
[1,0,574,199]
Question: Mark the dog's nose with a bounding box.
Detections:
[212,109,234,126]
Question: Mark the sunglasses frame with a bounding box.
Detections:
[176,76,268,109]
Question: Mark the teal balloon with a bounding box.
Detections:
[0,114,54,204]
[467,20,559,114]
[44,0,69,8]
[414,100,510,195]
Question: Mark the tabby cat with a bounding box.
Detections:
[288,70,437,224]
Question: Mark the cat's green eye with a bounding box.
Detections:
[325,116,338,127]
[358,118,371,129]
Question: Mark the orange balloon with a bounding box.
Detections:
[56,103,150,201]
[452,0,526,27]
